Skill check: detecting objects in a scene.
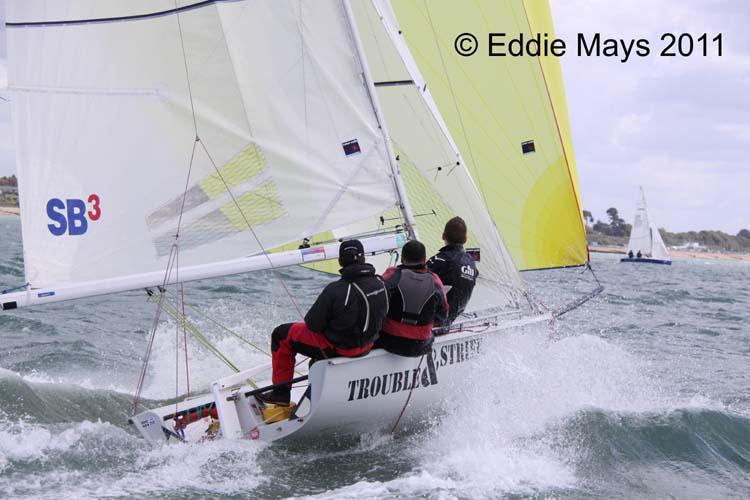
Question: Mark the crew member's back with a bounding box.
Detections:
[258,239,388,406]
[376,240,448,357]
[427,217,477,326]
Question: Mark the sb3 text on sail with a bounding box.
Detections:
[455,33,723,63]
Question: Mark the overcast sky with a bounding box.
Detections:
[0,1,748,233]
[550,0,749,233]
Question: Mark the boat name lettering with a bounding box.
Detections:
[346,337,482,401]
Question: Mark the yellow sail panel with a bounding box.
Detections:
[523,0,582,208]
[389,0,588,270]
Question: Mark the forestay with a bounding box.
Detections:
[5,0,401,291]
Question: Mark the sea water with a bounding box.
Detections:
[1,215,749,499]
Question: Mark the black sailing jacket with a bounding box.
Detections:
[304,263,389,348]
[427,244,478,324]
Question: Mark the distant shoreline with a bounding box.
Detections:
[0,207,20,216]
[590,245,750,263]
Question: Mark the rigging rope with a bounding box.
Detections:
[132,239,182,414]
[391,354,424,433]
[131,290,165,416]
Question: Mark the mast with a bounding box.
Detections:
[342,0,419,241]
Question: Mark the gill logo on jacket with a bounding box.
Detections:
[46,194,101,236]
[461,265,476,278]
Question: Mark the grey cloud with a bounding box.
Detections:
[552,0,749,232]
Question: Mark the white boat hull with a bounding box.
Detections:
[131,311,551,445]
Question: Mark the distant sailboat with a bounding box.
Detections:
[621,187,672,265]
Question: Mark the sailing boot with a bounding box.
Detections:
[255,389,296,424]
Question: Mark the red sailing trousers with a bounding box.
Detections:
[271,322,372,387]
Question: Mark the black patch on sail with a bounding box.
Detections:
[521,140,536,155]
[466,248,481,262]
[342,139,361,157]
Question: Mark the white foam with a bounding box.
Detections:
[392,326,673,497]
[0,417,124,474]
[138,298,282,399]
[293,471,459,499]
[91,438,266,497]
[0,409,265,498]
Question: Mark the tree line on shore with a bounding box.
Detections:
[584,208,750,252]
[0,175,17,186]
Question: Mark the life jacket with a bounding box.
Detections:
[385,268,438,327]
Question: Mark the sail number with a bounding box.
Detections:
[47,194,101,236]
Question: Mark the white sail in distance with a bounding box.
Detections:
[626,187,652,256]
[626,186,670,260]
[5,1,403,295]
[650,223,671,261]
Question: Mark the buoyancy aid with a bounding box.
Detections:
[386,268,437,326]
[379,265,448,344]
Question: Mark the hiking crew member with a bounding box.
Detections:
[427,217,478,327]
[376,240,448,357]
[259,240,388,405]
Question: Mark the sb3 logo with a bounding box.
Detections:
[46,194,101,236]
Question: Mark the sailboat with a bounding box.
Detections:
[1,0,600,444]
[621,187,672,265]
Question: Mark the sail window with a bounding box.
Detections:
[342,139,361,157]
[521,140,535,155]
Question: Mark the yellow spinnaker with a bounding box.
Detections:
[390,0,588,270]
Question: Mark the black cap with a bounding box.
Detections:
[339,239,364,265]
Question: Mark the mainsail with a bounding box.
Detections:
[382,0,588,271]
[4,1,406,302]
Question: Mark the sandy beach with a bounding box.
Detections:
[0,207,20,216]
[590,245,750,263]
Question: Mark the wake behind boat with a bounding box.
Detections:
[621,187,672,265]
[1,0,601,446]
